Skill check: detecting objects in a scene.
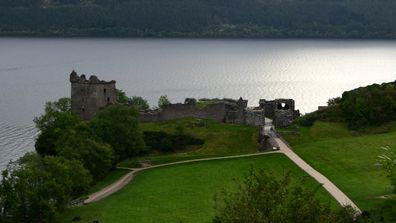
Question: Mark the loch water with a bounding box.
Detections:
[1,38,396,170]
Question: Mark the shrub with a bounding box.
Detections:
[214,170,359,223]
[143,131,204,152]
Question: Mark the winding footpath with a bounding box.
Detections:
[84,151,281,204]
[274,138,361,212]
[84,139,361,213]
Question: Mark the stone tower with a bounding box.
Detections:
[70,70,117,120]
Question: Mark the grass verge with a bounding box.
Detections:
[54,154,337,223]
[281,121,394,210]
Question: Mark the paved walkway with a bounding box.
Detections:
[84,141,361,213]
[275,138,361,212]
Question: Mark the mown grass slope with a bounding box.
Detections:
[281,121,394,210]
[54,154,337,223]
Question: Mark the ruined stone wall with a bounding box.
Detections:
[159,103,226,122]
[139,97,298,127]
[70,71,117,120]
[272,99,299,127]
[245,109,265,126]
[259,98,299,127]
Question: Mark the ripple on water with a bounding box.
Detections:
[0,122,38,171]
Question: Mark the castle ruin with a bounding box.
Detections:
[70,71,117,120]
[140,97,299,127]
[69,71,299,128]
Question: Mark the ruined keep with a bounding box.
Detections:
[70,71,117,120]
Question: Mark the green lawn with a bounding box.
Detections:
[54,154,337,223]
[282,121,394,210]
[119,118,259,167]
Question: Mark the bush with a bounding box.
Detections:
[143,131,204,152]
[129,96,150,110]
[297,105,343,127]
[214,170,359,223]
[158,95,171,109]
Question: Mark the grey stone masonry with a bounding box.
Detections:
[70,71,117,120]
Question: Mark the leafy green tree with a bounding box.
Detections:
[129,96,150,110]
[378,146,396,195]
[55,122,115,181]
[327,97,341,106]
[34,97,72,130]
[90,105,146,161]
[0,153,91,223]
[116,89,129,105]
[34,98,82,156]
[341,83,396,129]
[375,147,396,221]
[158,95,171,109]
[214,170,358,223]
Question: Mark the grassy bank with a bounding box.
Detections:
[54,154,337,223]
[120,118,259,167]
[281,121,394,210]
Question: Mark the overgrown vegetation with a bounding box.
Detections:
[90,105,146,161]
[116,90,150,110]
[297,82,396,131]
[120,118,258,167]
[158,95,171,109]
[143,130,204,152]
[0,94,149,222]
[0,153,92,223]
[341,83,396,129]
[214,170,360,223]
[1,0,396,38]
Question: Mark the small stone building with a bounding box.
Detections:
[70,71,117,120]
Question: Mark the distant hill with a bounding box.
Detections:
[1,0,396,38]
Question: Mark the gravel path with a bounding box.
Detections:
[84,141,361,214]
[84,151,281,204]
[275,138,361,212]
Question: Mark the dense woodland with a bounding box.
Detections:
[298,81,396,130]
[1,0,396,38]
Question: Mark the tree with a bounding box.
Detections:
[116,89,129,105]
[0,153,91,223]
[55,122,115,181]
[34,97,72,130]
[213,170,359,223]
[158,95,171,109]
[129,96,150,110]
[378,147,396,182]
[377,147,396,220]
[327,97,341,106]
[34,98,82,156]
[90,105,146,161]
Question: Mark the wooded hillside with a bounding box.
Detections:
[1,0,396,37]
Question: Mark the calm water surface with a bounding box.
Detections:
[1,38,396,170]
